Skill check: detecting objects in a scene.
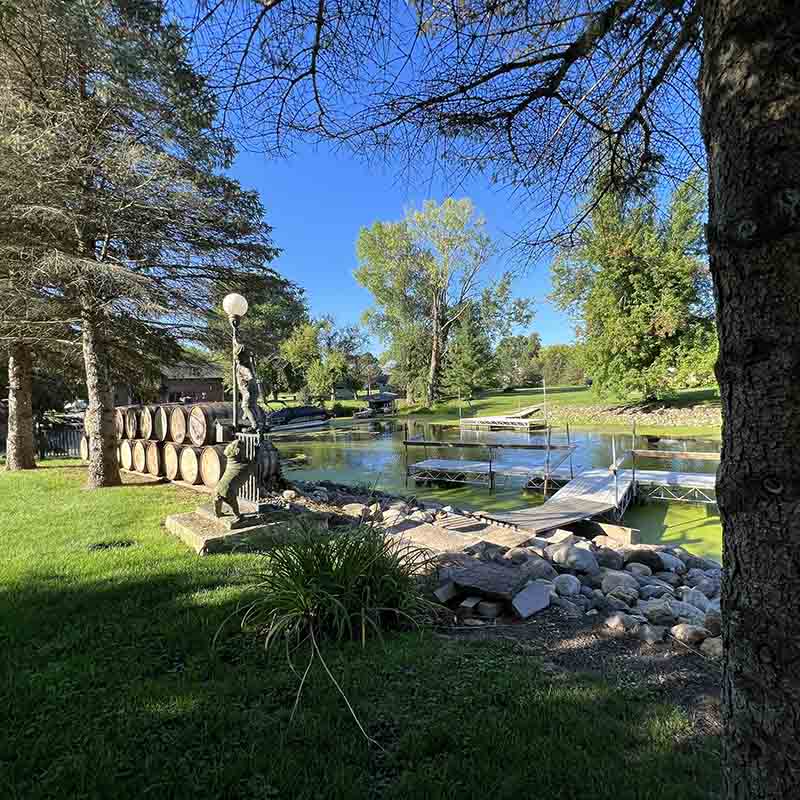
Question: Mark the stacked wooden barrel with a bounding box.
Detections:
[80,402,238,490]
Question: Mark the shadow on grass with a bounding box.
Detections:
[1,567,720,800]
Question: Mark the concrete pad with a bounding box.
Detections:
[395,523,483,554]
[164,511,288,555]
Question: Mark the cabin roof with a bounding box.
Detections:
[161,360,224,380]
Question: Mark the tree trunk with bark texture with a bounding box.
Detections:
[701,2,800,795]
[81,307,121,488]
[5,343,36,470]
[426,292,445,406]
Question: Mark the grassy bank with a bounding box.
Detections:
[395,385,721,437]
[1,465,719,799]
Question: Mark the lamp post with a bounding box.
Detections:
[222,293,249,429]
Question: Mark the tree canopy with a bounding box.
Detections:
[550,174,714,398]
[356,198,529,404]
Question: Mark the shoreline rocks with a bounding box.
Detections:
[282,478,723,660]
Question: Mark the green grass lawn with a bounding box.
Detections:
[394,385,721,435]
[1,464,719,799]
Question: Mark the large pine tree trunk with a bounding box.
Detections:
[81,307,121,488]
[5,342,36,470]
[701,2,800,795]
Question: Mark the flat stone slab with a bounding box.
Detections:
[512,582,551,619]
[165,511,288,555]
[449,561,526,601]
[394,523,484,554]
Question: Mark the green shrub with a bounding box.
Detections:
[240,524,434,649]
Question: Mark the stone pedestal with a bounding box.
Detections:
[164,505,292,555]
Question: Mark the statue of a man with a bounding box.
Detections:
[213,439,255,520]
[234,343,266,431]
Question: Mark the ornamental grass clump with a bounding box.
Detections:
[240,523,435,651]
[232,524,435,744]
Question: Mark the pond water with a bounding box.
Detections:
[276,420,723,561]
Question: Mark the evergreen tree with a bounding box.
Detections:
[442,311,497,402]
[0,1,277,486]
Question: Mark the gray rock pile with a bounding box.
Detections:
[430,529,724,659]
[280,480,724,659]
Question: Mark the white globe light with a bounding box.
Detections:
[223,293,248,318]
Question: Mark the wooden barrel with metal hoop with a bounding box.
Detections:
[199,444,229,488]
[139,405,159,440]
[169,405,189,444]
[154,405,177,442]
[178,446,203,485]
[188,403,233,447]
[132,440,147,473]
[114,407,125,440]
[164,442,182,480]
[145,441,162,476]
[119,439,133,471]
[125,406,140,440]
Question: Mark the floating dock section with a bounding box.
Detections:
[459,404,547,431]
[405,431,720,538]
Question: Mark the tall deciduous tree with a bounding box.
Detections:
[0,1,277,487]
[356,199,527,404]
[196,1,800,789]
[551,175,715,398]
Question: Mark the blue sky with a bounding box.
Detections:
[230,144,575,355]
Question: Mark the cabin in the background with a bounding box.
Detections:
[113,357,225,405]
[158,361,225,403]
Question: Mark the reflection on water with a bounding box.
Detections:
[275,419,723,560]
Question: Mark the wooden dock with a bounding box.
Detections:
[459,404,546,430]
[476,468,636,533]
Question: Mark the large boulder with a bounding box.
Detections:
[684,568,709,587]
[623,549,664,573]
[694,577,721,598]
[643,599,677,627]
[512,582,551,619]
[653,571,683,588]
[519,556,558,582]
[554,574,582,597]
[601,570,640,595]
[545,541,600,574]
[505,547,539,564]
[595,546,624,570]
[657,551,687,573]
[640,584,674,601]
[607,585,639,607]
[680,587,711,613]
[670,623,712,645]
[451,561,526,601]
[625,562,652,577]
[669,599,707,625]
